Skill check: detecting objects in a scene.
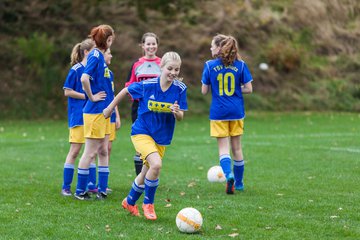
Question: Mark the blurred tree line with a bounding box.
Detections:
[0,0,359,119]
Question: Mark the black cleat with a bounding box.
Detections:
[226,174,235,194]
[96,191,108,200]
[74,192,92,200]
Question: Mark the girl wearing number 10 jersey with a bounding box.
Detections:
[201,34,253,194]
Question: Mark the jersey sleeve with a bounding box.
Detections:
[83,52,99,80]
[179,87,188,111]
[127,81,144,100]
[201,62,211,85]
[63,69,77,90]
[241,62,253,84]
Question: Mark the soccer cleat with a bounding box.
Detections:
[142,203,157,220]
[61,189,72,197]
[74,192,92,200]
[235,183,244,191]
[226,175,235,194]
[96,191,108,200]
[122,198,140,216]
[106,188,113,194]
[87,188,98,194]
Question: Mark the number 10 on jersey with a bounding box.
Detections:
[217,72,235,96]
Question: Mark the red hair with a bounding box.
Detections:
[89,24,115,50]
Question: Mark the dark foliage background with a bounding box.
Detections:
[1,0,359,119]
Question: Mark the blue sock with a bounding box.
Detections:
[126,180,145,205]
[220,154,232,179]
[87,163,97,190]
[234,160,244,187]
[62,163,74,190]
[143,178,159,204]
[75,168,89,195]
[98,166,109,193]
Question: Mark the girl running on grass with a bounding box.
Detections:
[125,32,161,175]
[104,51,187,220]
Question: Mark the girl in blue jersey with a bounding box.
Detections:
[104,52,188,220]
[74,24,115,200]
[61,38,94,196]
[125,32,161,175]
[86,47,121,194]
[201,34,253,194]
[104,48,121,193]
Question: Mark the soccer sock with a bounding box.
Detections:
[98,166,110,193]
[233,160,244,186]
[134,154,143,175]
[62,163,74,190]
[220,154,232,179]
[87,163,97,190]
[75,168,89,195]
[143,178,159,204]
[126,180,145,205]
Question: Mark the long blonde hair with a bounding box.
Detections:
[70,38,94,66]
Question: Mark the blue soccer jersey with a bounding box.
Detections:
[128,77,188,145]
[82,48,114,114]
[201,58,253,120]
[63,63,86,128]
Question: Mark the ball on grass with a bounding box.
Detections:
[207,165,226,182]
[176,207,203,233]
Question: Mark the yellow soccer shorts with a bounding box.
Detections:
[109,123,116,141]
[83,113,111,139]
[69,126,85,143]
[131,134,166,168]
[210,120,244,137]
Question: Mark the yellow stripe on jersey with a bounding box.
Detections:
[148,100,172,113]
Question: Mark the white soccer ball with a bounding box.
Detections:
[207,166,226,182]
[176,207,203,233]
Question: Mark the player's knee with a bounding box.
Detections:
[68,153,78,162]
[98,147,108,158]
[69,149,81,159]
[150,162,162,172]
[88,152,98,161]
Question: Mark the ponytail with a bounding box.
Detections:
[218,36,241,66]
[70,43,82,66]
[89,24,115,50]
[69,38,94,66]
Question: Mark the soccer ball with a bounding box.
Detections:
[176,207,203,233]
[207,166,226,182]
[259,62,269,71]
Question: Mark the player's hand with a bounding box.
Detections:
[92,91,107,102]
[171,101,179,113]
[115,118,121,129]
[103,107,111,119]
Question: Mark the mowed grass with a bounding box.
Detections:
[0,112,359,239]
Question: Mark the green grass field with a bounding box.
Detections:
[1,112,359,239]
